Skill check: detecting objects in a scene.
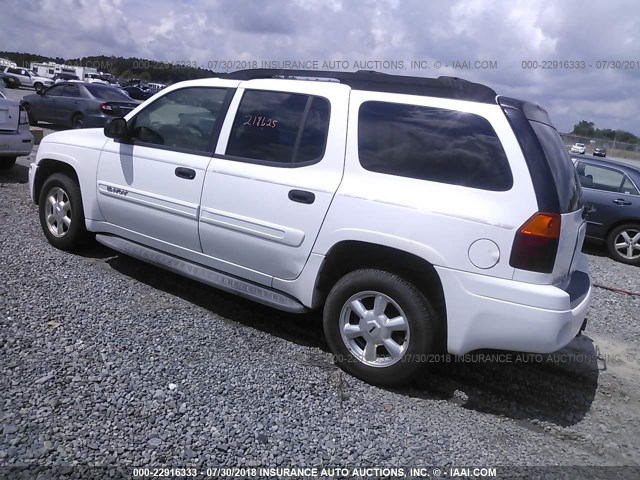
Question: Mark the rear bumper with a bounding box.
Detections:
[436,253,592,355]
[0,129,33,157]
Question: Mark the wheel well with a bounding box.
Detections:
[315,241,447,347]
[605,219,640,240]
[33,159,80,205]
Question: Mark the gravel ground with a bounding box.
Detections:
[1,132,640,479]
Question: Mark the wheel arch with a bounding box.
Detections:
[313,240,448,347]
[605,218,640,239]
[33,158,80,205]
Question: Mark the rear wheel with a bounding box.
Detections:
[607,224,640,266]
[0,157,17,170]
[72,113,84,129]
[38,173,91,251]
[323,269,438,387]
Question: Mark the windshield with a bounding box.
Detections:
[85,84,132,101]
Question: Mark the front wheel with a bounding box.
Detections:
[607,224,640,266]
[38,173,92,251]
[323,269,438,387]
[33,82,43,93]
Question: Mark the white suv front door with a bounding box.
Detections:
[96,84,235,252]
[198,80,350,281]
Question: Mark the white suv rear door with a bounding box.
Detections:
[198,79,350,282]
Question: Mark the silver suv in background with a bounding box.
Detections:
[0,66,54,92]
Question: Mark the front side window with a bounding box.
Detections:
[225,90,330,165]
[358,101,512,191]
[130,87,230,153]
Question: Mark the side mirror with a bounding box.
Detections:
[104,117,130,141]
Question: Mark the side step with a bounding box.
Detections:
[95,234,308,313]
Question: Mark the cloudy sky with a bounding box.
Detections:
[3,0,639,134]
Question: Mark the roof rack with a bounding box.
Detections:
[221,69,497,103]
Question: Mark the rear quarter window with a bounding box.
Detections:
[358,101,513,191]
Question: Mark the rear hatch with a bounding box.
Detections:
[0,98,19,132]
[499,97,584,285]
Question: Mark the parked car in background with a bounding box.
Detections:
[574,157,640,265]
[0,95,34,169]
[21,82,139,129]
[83,73,110,85]
[593,146,607,157]
[121,86,154,101]
[27,69,592,386]
[0,66,54,92]
[571,143,586,154]
[1,71,21,89]
[53,73,80,83]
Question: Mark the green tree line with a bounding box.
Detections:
[572,120,638,145]
[0,51,219,84]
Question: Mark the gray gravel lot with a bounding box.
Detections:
[1,119,640,479]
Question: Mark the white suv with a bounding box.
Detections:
[0,66,54,92]
[571,142,586,154]
[28,69,591,386]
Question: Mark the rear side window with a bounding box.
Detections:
[577,163,640,195]
[225,90,330,165]
[358,101,512,191]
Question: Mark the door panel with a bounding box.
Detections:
[96,84,236,252]
[97,142,210,251]
[577,161,638,239]
[199,81,350,281]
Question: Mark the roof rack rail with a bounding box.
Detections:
[221,69,497,103]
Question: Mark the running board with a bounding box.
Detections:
[95,234,308,313]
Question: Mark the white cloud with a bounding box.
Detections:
[1,0,638,132]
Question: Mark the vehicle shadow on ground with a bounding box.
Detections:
[403,335,600,428]
[0,163,29,184]
[101,251,328,350]
[96,249,599,428]
[582,240,609,259]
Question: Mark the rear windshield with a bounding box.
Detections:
[530,121,582,212]
[85,84,131,102]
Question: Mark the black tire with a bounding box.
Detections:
[606,224,640,266]
[0,157,17,170]
[72,113,84,129]
[323,269,438,387]
[23,103,37,126]
[38,173,92,251]
[33,82,43,93]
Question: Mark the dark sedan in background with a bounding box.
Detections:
[593,147,607,157]
[21,82,139,129]
[121,86,154,101]
[574,157,640,265]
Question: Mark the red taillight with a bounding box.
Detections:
[19,105,29,125]
[99,102,114,113]
[510,212,561,273]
